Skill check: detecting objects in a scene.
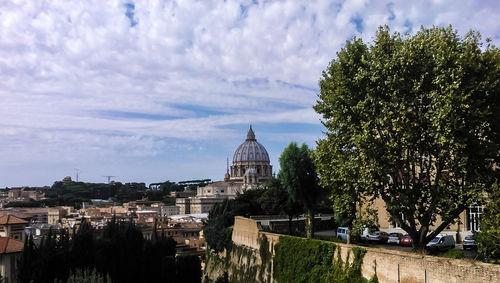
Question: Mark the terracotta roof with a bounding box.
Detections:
[0,215,29,225]
[0,237,24,254]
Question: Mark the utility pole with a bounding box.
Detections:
[103,175,115,184]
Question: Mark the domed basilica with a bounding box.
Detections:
[228,125,272,185]
[176,126,273,214]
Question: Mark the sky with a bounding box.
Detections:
[1,0,500,187]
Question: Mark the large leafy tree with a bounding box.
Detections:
[315,26,500,250]
[279,142,321,238]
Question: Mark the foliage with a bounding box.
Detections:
[279,142,321,238]
[313,235,347,244]
[17,218,200,283]
[259,234,272,265]
[259,177,303,235]
[314,25,500,250]
[233,188,266,217]
[45,181,148,207]
[476,182,500,263]
[148,180,184,193]
[442,248,464,259]
[214,272,229,283]
[203,199,235,253]
[274,235,375,283]
[40,180,189,208]
[203,184,303,252]
[162,196,176,205]
[66,269,111,283]
[5,200,43,208]
[351,207,379,242]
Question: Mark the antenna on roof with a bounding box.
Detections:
[226,157,229,174]
[74,168,81,182]
[103,175,115,184]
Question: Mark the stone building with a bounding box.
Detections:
[176,126,272,214]
[366,196,483,241]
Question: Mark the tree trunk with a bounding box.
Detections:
[347,226,351,244]
[288,215,293,236]
[411,231,427,253]
[306,210,315,239]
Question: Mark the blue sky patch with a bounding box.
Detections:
[351,16,363,33]
[386,2,396,21]
[125,3,138,27]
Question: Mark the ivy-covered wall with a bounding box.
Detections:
[204,234,376,283]
[274,235,377,283]
[205,216,500,283]
[204,234,273,283]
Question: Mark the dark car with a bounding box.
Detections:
[400,234,413,247]
[366,231,389,243]
[463,235,477,250]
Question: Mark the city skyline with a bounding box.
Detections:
[2,0,500,187]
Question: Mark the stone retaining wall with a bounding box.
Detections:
[231,216,500,283]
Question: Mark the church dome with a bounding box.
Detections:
[233,125,270,163]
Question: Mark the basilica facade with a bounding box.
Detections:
[176,126,272,214]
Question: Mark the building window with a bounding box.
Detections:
[221,190,224,193]
[467,205,482,232]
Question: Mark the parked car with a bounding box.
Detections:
[387,233,404,244]
[400,234,413,247]
[366,231,389,243]
[426,234,455,252]
[336,227,348,240]
[463,235,477,250]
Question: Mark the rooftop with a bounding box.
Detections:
[0,237,24,254]
[0,214,29,225]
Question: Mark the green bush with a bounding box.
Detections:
[442,249,464,259]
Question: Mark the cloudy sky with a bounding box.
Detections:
[1,0,499,187]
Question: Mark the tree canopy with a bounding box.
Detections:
[279,142,321,238]
[476,182,500,263]
[315,25,500,249]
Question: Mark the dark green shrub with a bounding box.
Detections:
[442,249,464,259]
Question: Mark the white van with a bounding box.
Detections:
[336,227,348,240]
[426,234,455,252]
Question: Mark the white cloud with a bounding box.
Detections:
[0,0,499,186]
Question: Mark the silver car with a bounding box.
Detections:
[387,233,403,244]
[463,235,476,250]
